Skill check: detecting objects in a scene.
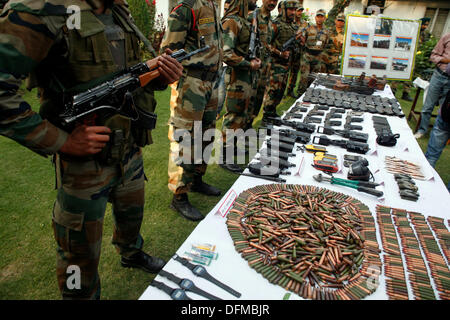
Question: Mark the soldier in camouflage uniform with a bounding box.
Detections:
[286,3,308,98]
[260,0,298,124]
[297,9,329,96]
[160,0,223,221]
[246,0,277,128]
[220,0,261,173]
[325,13,345,74]
[0,0,183,299]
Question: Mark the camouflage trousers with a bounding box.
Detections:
[168,72,219,195]
[287,54,301,93]
[299,52,328,94]
[222,67,256,147]
[52,145,145,299]
[261,63,290,116]
[326,54,341,75]
[247,60,271,125]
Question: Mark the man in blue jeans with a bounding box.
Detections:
[425,89,449,191]
[414,33,450,139]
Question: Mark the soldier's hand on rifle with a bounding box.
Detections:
[250,58,262,70]
[281,51,290,60]
[295,31,305,46]
[60,125,111,156]
[157,48,184,85]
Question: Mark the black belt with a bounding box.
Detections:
[173,254,241,298]
[159,270,222,300]
[150,280,192,300]
[436,67,450,78]
[187,68,219,82]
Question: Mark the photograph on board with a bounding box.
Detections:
[348,54,367,69]
[373,34,391,49]
[350,33,369,48]
[374,18,393,36]
[370,56,388,70]
[391,57,409,71]
[394,37,413,51]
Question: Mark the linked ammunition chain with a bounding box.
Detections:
[376,205,450,300]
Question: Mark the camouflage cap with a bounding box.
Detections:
[337,13,346,21]
[285,0,299,9]
[316,9,326,16]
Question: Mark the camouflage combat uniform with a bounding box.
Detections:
[286,15,308,96]
[221,0,257,148]
[246,6,274,127]
[325,16,345,74]
[160,0,223,195]
[0,0,163,299]
[298,11,330,95]
[260,0,298,119]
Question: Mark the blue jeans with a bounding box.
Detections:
[418,69,450,134]
[425,113,449,168]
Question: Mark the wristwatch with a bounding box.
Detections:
[150,279,192,300]
[173,254,241,298]
[159,270,222,300]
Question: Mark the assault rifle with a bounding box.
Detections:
[248,8,261,60]
[60,38,210,128]
[281,35,297,52]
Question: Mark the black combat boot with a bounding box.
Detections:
[191,175,221,196]
[170,193,204,221]
[401,90,413,101]
[219,145,244,173]
[121,250,166,273]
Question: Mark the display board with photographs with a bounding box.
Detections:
[341,15,420,80]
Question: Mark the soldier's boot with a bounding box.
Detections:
[170,193,204,221]
[401,90,413,101]
[191,175,221,196]
[121,250,166,273]
[219,145,243,173]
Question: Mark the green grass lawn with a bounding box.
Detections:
[0,83,448,300]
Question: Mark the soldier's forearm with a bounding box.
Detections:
[0,74,68,156]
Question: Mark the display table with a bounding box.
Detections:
[139,84,449,301]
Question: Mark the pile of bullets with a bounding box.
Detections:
[376,205,409,300]
[427,216,450,263]
[377,206,450,300]
[384,156,425,180]
[409,213,450,300]
[392,209,436,300]
[227,184,381,300]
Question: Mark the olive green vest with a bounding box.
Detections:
[36,5,156,151]
[273,21,297,64]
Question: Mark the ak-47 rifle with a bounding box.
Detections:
[60,38,210,128]
[281,35,297,52]
[248,8,261,60]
